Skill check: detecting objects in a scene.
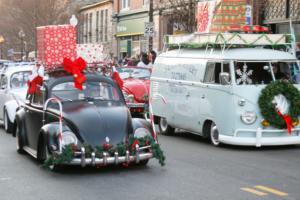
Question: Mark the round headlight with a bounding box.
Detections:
[241,111,257,124]
[62,131,78,146]
[134,128,151,138]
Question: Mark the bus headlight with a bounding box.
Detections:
[241,111,257,124]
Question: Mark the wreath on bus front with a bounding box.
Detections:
[258,80,300,134]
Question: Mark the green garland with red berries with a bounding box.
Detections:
[43,135,165,169]
[258,80,300,129]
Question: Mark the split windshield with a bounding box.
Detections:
[51,81,120,102]
[234,62,300,85]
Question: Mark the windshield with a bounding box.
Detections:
[51,81,120,102]
[10,71,31,89]
[118,67,151,79]
[234,62,299,85]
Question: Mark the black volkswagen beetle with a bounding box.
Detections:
[15,70,164,169]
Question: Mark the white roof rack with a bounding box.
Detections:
[165,32,292,48]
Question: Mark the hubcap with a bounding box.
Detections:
[210,123,220,146]
[160,118,168,132]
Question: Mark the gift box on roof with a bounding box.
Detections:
[77,44,105,63]
[37,25,77,71]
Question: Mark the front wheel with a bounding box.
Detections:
[16,122,24,154]
[4,110,13,133]
[159,117,175,135]
[210,122,220,146]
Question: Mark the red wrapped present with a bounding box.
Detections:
[37,25,77,71]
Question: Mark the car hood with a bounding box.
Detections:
[123,78,150,102]
[51,101,131,147]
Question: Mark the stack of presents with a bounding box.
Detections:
[37,25,105,71]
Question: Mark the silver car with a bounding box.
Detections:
[0,64,33,133]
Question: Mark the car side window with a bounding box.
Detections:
[0,74,8,90]
[31,87,44,106]
[204,62,230,84]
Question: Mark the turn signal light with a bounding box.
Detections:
[292,119,299,127]
[261,119,270,127]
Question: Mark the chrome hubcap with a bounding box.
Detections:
[160,118,168,132]
[211,123,220,146]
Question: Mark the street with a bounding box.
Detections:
[0,128,300,200]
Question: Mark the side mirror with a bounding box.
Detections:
[219,72,231,85]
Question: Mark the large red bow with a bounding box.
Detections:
[63,57,87,90]
[27,76,43,95]
[277,110,293,135]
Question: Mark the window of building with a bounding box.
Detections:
[121,0,129,10]
[105,9,108,42]
[143,0,149,5]
[85,13,89,43]
[89,13,93,43]
[96,11,99,42]
[100,10,104,42]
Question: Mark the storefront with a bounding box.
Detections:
[116,15,149,59]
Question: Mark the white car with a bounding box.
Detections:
[0,64,33,133]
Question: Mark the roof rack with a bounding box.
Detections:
[165,32,293,51]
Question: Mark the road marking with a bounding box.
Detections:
[255,185,288,196]
[241,187,268,196]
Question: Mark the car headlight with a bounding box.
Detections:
[122,91,134,103]
[241,111,257,124]
[62,131,78,146]
[134,128,151,138]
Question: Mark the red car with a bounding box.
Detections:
[118,66,151,117]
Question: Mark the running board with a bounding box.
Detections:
[23,146,37,158]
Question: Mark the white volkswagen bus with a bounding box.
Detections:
[150,33,300,147]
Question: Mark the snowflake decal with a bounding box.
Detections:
[236,64,253,85]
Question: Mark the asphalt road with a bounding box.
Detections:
[0,128,300,200]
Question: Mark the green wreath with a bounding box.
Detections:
[258,80,300,129]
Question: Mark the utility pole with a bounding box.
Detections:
[148,0,153,51]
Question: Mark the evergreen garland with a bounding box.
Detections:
[43,135,165,169]
[258,80,300,129]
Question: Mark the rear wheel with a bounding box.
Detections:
[16,122,24,154]
[4,110,13,133]
[210,122,220,146]
[159,117,175,135]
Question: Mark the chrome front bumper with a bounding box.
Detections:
[219,128,300,147]
[63,145,153,167]
[127,103,145,108]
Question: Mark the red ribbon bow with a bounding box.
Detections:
[276,110,293,135]
[63,57,87,90]
[27,76,43,95]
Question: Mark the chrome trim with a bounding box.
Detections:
[135,144,140,164]
[81,147,86,167]
[114,152,119,165]
[91,152,95,166]
[127,103,145,108]
[126,150,130,164]
[103,152,108,165]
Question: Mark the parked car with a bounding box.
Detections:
[0,64,33,133]
[15,70,162,169]
[118,66,151,117]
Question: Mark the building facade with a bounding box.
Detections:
[113,0,151,59]
[78,0,114,59]
[263,0,300,41]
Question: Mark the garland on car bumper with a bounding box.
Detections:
[258,80,300,132]
[43,136,165,169]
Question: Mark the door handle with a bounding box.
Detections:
[201,94,205,99]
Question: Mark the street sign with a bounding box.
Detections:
[7,49,14,57]
[144,22,154,37]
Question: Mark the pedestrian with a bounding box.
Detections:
[137,52,152,68]
[149,50,157,64]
